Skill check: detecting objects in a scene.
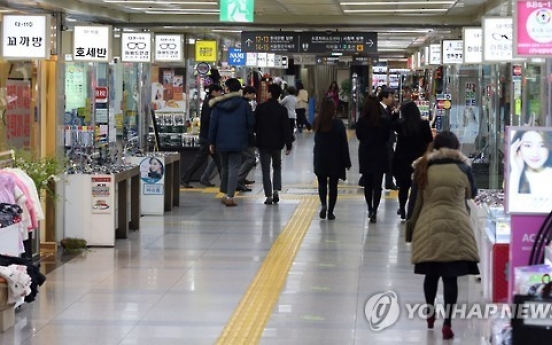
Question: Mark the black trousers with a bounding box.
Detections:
[181,141,221,183]
[317,175,339,214]
[296,109,311,131]
[385,146,395,187]
[363,173,384,213]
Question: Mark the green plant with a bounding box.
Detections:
[340,79,351,101]
[12,149,65,200]
[60,237,88,253]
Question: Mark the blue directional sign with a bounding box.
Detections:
[228,47,245,65]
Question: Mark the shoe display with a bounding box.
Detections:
[199,181,215,187]
[273,192,280,203]
[264,197,273,205]
[319,205,327,219]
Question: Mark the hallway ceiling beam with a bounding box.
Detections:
[33,0,130,23]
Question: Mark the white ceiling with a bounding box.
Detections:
[2,0,509,57]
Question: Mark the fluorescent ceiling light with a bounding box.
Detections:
[344,8,448,13]
[341,1,454,5]
[145,10,219,14]
[132,7,218,11]
[105,0,217,4]
[212,29,243,33]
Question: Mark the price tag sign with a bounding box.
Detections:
[2,15,50,59]
[73,26,112,62]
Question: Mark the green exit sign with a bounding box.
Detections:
[220,0,254,23]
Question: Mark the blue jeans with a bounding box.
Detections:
[219,151,242,198]
[259,149,282,197]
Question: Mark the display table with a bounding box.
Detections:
[129,152,180,216]
[64,166,140,246]
[161,146,206,182]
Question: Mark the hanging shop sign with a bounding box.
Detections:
[429,44,442,65]
[121,32,151,63]
[220,0,254,23]
[73,26,112,62]
[514,0,552,57]
[241,31,299,53]
[483,17,520,62]
[1,15,50,59]
[245,52,257,66]
[257,53,267,67]
[442,40,464,64]
[463,27,483,63]
[154,34,183,62]
[298,32,377,54]
[228,47,245,65]
[195,40,218,62]
[266,53,275,67]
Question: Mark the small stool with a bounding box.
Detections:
[0,278,15,332]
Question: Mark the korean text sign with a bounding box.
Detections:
[483,17,521,62]
[2,15,50,59]
[121,32,151,62]
[515,0,552,57]
[73,26,112,62]
[195,40,217,62]
[463,27,483,63]
[155,35,183,62]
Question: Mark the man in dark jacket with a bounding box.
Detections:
[237,85,258,192]
[379,88,398,190]
[209,78,254,207]
[254,84,293,205]
[181,84,223,188]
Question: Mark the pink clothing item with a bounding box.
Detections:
[0,173,16,204]
[1,171,36,231]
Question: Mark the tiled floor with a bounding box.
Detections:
[1,130,488,345]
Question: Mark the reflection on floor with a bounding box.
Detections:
[2,131,487,345]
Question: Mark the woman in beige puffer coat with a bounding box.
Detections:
[407,131,479,340]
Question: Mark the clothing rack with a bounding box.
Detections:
[0,150,15,168]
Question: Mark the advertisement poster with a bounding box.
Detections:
[515,0,552,56]
[4,79,31,148]
[139,157,165,184]
[506,126,552,214]
[91,177,111,214]
[151,68,186,112]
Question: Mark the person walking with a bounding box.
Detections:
[280,86,298,140]
[181,84,223,188]
[392,101,433,219]
[209,78,254,207]
[356,94,391,223]
[325,81,340,107]
[237,85,258,192]
[255,84,293,205]
[313,98,351,220]
[379,88,398,190]
[295,82,312,132]
[407,131,480,340]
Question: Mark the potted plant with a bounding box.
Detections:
[340,79,351,103]
[12,149,65,201]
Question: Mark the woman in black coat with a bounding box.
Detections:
[356,94,391,223]
[392,101,433,219]
[313,98,352,220]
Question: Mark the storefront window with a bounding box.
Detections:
[0,61,37,151]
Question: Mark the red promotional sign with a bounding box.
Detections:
[95,86,108,103]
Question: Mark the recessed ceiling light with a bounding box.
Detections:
[340,1,455,5]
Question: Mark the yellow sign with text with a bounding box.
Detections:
[195,40,218,62]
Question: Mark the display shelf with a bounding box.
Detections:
[64,166,140,246]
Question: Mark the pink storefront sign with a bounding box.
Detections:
[515,0,552,56]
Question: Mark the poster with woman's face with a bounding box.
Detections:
[506,126,552,214]
[139,157,165,184]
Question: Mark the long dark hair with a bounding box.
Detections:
[511,130,552,193]
[314,98,335,133]
[361,95,382,126]
[401,101,422,136]
[414,131,459,189]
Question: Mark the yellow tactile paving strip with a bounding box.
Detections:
[216,195,318,345]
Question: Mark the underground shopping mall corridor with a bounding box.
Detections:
[1,130,486,345]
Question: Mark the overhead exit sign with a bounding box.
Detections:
[220,0,254,23]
